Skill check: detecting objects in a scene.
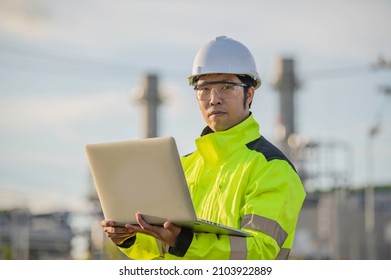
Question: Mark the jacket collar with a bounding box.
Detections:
[195,113,261,163]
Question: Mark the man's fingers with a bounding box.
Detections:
[104,226,127,233]
[164,221,181,238]
[163,222,174,230]
[101,219,115,227]
[135,212,148,229]
[106,231,132,239]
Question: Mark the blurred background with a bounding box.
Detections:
[0,0,390,260]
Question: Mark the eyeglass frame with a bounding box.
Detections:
[193,81,248,100]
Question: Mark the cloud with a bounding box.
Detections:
[0,0,53,39]
[2,0,389,60]
[0,90,134,133]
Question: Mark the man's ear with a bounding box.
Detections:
[246,87,255,107]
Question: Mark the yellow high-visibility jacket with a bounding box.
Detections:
[118,114,306,259]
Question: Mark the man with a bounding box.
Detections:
[101,36,306,260]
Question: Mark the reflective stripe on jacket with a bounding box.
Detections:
[118,114,306,259]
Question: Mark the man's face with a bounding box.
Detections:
[195,74,254,132]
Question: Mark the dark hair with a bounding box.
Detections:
[238,75,257,88]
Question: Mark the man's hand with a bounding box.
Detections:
[125,213,181,247]
[100,220,136,246]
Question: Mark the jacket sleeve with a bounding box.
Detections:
[241,159,306,259]
[117,233,163,260]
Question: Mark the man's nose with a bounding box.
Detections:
[209,88,222,104]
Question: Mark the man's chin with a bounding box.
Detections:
[209,122,230,132]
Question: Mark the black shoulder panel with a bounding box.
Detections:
[246,136,297,172]
[182,152,194,158]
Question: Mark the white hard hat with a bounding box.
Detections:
[188,36,261,89]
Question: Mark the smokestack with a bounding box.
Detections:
[137,73,161,138]
[272,57,300,157]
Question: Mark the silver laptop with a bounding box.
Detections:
[85,136,251,237]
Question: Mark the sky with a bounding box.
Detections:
[0,0,390,214]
